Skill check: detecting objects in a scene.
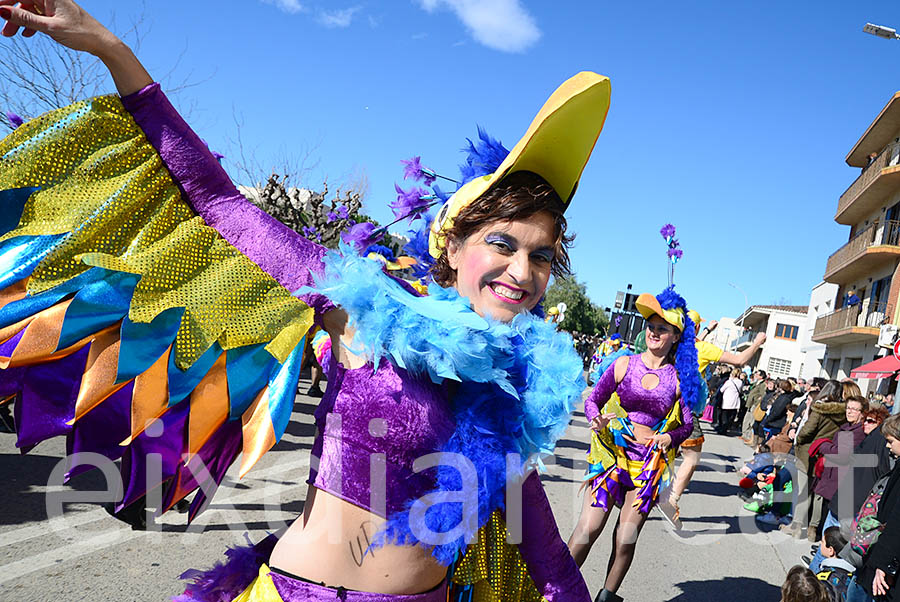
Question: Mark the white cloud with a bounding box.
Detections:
[259,0,306,14]
[417,0,540,53]
[318,6,363,28]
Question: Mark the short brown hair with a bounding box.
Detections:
[430,171,573,287]
[882,413,900,440]
[845,395,869,414]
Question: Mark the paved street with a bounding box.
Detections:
[1,376,810,601]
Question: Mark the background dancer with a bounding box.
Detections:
[0,2,612,600]
[661,313,765,525]
[567,288,700,602]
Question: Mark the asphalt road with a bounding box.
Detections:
[0,376,810,601]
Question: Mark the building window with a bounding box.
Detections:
[774,323,799,340]
[767,357,792,377]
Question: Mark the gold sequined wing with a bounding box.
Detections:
[0,95,314,519]
[450,511,548,602]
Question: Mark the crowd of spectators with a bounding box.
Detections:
[715,372,900,602]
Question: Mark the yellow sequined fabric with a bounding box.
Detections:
[452,511,546,602]
[0,95,311,368]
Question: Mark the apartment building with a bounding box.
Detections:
[812,92,900,392]
[799,282,839,380]
[731,305,808,378]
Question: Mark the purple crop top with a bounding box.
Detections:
[584,354,693,446]
[121,83,589,601]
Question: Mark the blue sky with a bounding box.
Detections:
[79,1,900,322]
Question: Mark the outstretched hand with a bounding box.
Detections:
[0,0,117,56]
[590,412,617,432]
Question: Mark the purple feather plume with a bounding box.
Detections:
[391,184,432,223]
[172,534,277,602]
[5,111,23,129]
[660,224,675,239]
[341,221,383,252]
[401,156,437,186]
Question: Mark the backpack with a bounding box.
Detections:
[816,564,853,602]
[849,474,889,557]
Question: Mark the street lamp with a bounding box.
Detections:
[729,282,749,328]
[863,23,900,40]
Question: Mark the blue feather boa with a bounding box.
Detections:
[304,244,584,564]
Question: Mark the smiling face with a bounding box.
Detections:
[644,314,681,356]
[447,212,555,322]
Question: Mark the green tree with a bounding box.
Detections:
[544,276,609,335]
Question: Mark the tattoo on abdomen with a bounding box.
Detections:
[349,521,377,567]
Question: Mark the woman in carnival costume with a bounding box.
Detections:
[566,288,702,602]
[0,1,611,600]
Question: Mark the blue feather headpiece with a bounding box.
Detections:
[655,286,703,414]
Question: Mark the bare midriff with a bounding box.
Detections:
[268,484,447,594]
[630,422,656,444]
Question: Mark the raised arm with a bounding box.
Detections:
[1,0,337,322]
[718,332,766,366]
[0,0,152,95]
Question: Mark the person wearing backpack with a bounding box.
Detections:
[846,414,900,602]
[815,526,855,599]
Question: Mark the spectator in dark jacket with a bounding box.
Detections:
[846,414,900,602]
[814,397,869,505]
[763,379,800,438]
[754,378,779,440]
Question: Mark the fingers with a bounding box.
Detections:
[0,3,51,37]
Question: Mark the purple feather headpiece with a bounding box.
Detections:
[5,111,23,129]
[401,156,437,186]
[391,184,433,223]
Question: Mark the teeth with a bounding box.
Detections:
[491,283,524,300]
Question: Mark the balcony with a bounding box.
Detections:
[835,143,900,225]
[811,301,887,344]
[824,220,900,284]
[731,329,762,351]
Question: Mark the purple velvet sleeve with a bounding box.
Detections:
[517,472,590,601]
[583,363,617,422]
[667,398,694,447]
[120,83,334,321]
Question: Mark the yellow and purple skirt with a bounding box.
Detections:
[584,412,678,515]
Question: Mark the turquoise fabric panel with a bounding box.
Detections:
[0,187,36,236]
[167,341,223,407]
[0,233,66,293]
[225,344,276,422]
[116,307,184,384]
[56,269,139,350]
[0,266,104,330]
[266,338,304,441]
